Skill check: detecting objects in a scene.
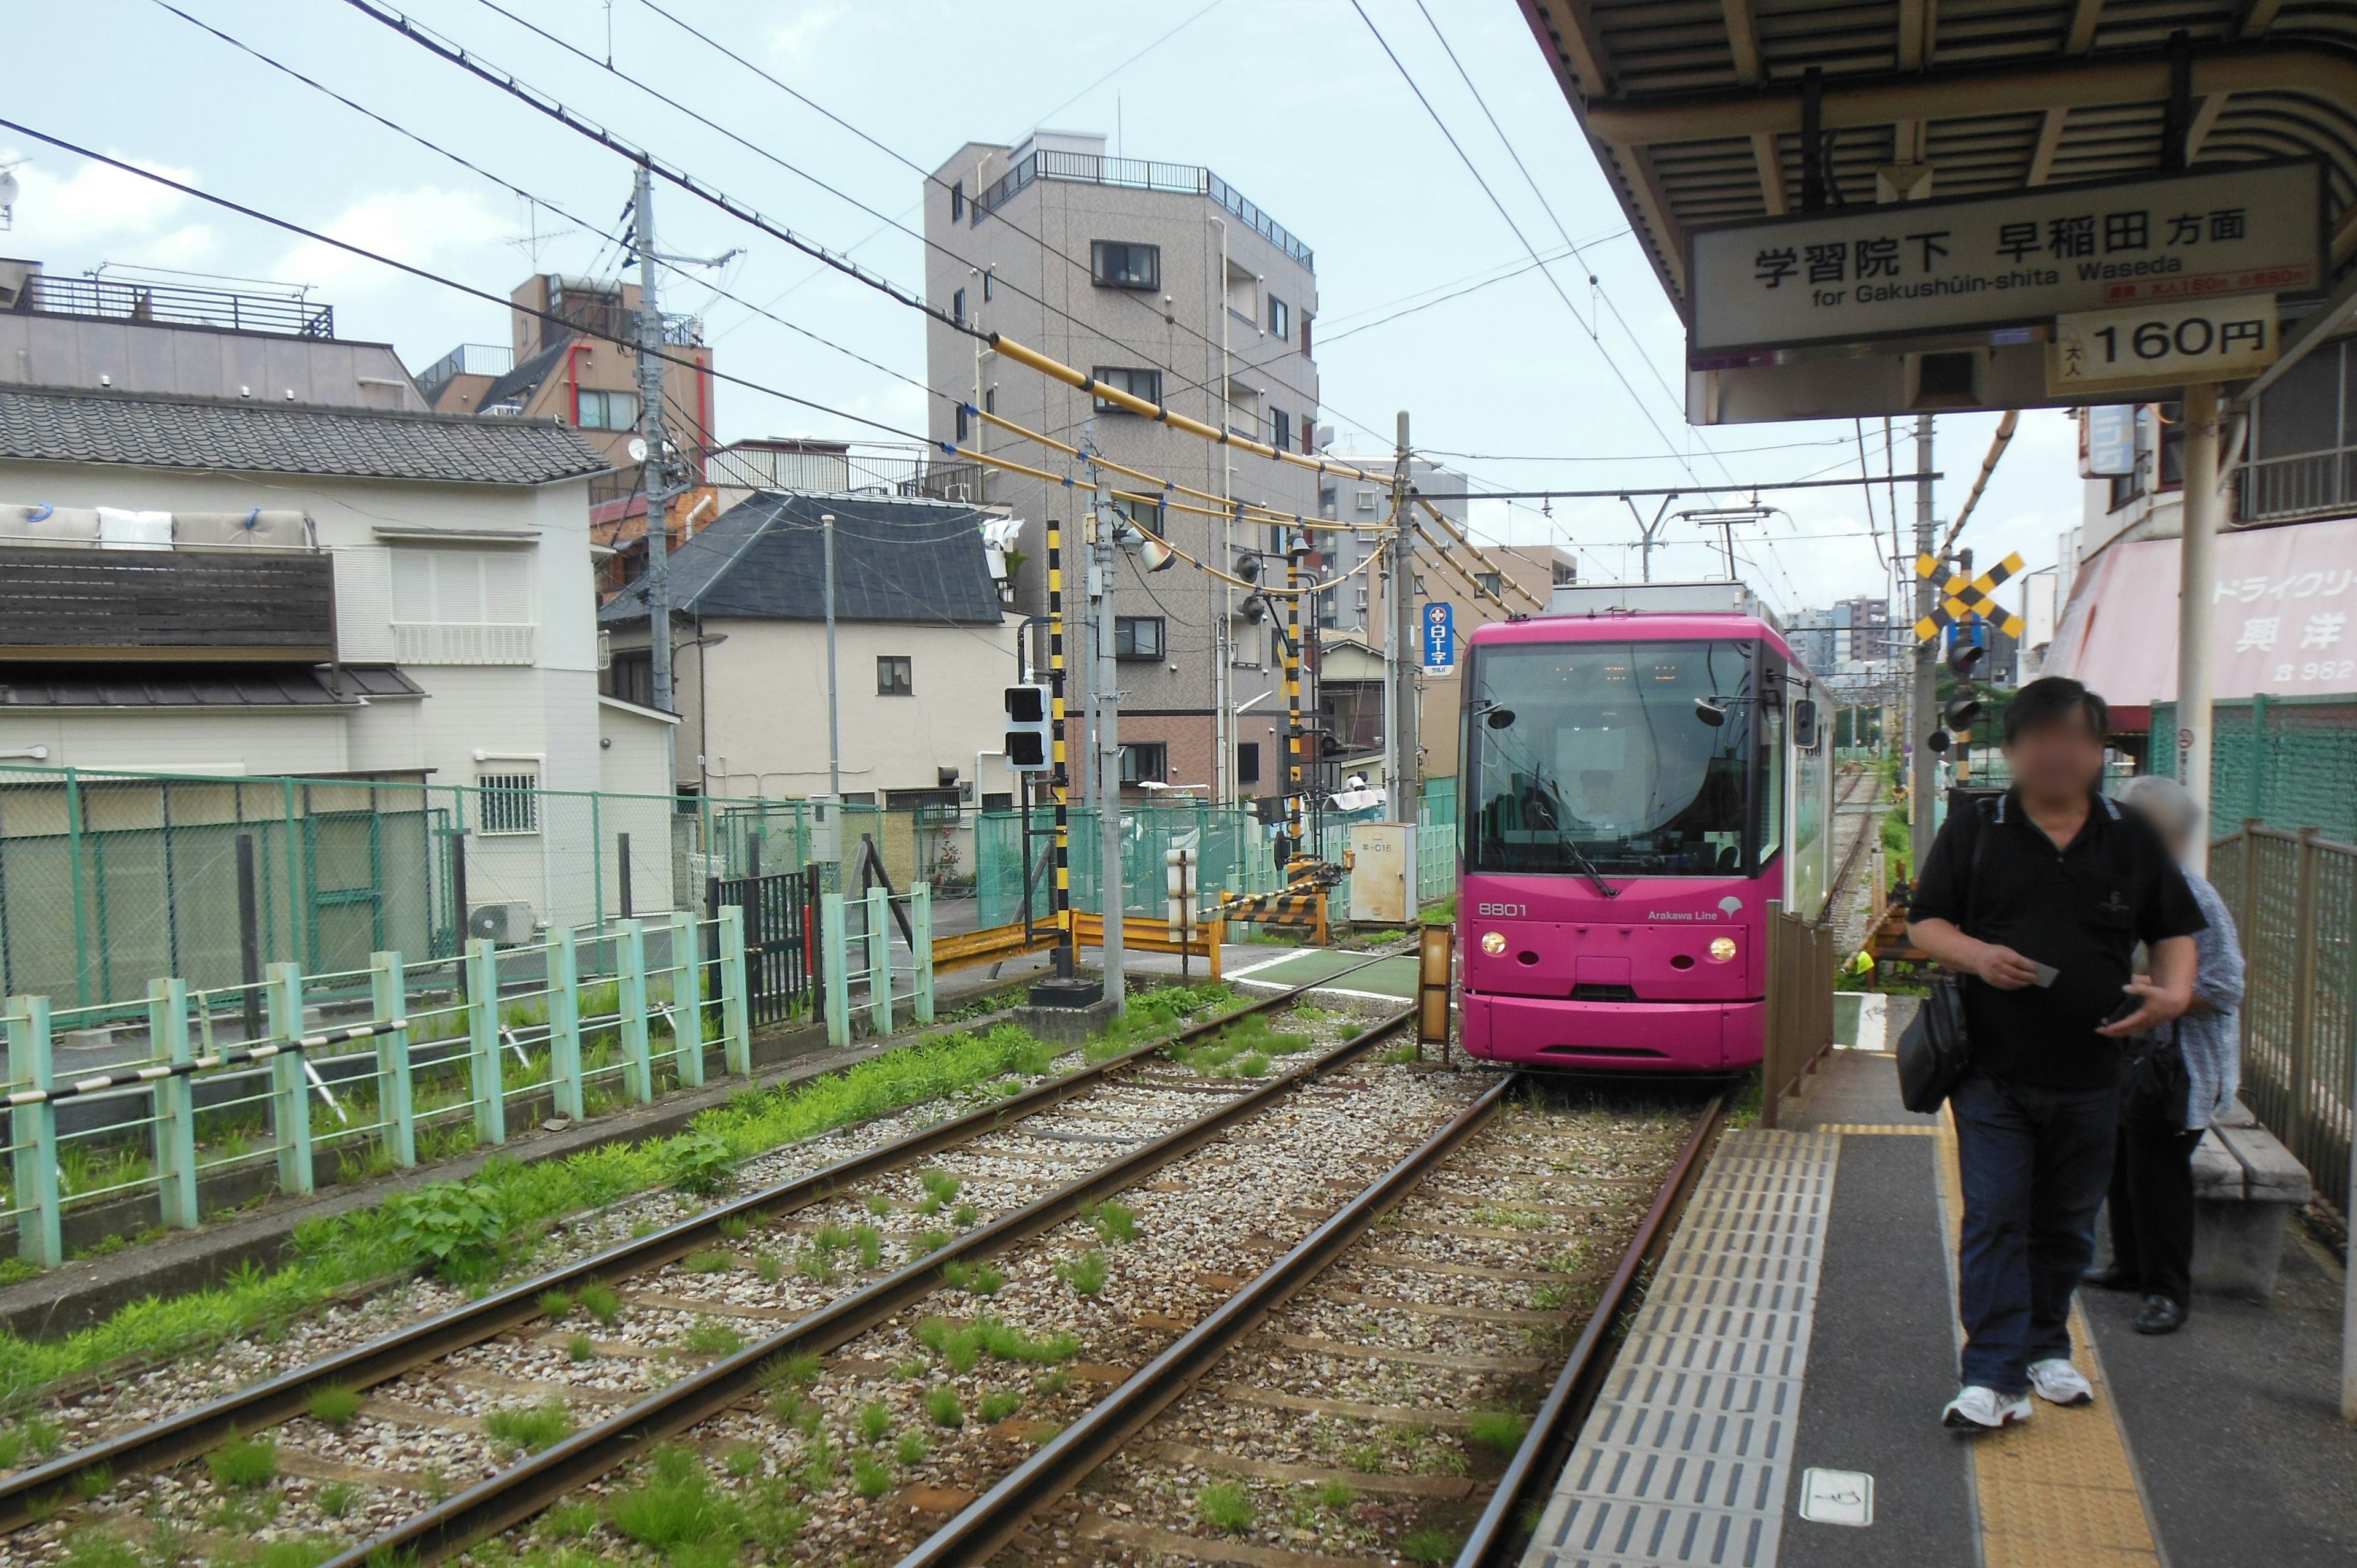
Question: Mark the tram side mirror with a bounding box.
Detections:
[1694,698,1727,728]
[1792,699,1820,749]
[1484,708,1516,730]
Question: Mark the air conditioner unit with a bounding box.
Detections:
[467,902,538,946]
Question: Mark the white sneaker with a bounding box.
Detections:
[2027,1358,2094,1407]
[1941,1386,2032,1431]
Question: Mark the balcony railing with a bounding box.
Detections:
[2238,448,2357,526]
[19,273,333,339]
[973,150,1314,272]
[417,342,515,398]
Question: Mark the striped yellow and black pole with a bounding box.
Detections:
[1284,532,1304,874]
[1047,518,1072,978]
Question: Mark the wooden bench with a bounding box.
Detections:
[2189,1098,2313,1299]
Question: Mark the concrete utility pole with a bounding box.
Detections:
[631,161,676,784]
[1387,411,1420,910]
[1089,468,1126,1016]
[1911,414,1938,875]
[2178,383,2221,876]
[822,511,840,799]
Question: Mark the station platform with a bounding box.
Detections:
[1522,1047,2357,1568]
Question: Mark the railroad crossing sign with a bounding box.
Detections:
[1914,550,2026,642]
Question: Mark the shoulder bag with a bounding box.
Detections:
[1896,802,1991,1114]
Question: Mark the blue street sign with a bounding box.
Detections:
[2086,404,2136,476]
[1422,601,1455,671]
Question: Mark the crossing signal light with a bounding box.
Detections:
[1004,684,1051,773]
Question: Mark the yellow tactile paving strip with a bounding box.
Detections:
[1927,1109,2165,1567]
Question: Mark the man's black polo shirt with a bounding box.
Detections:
[1910,787,2205,1091]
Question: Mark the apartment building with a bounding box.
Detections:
[924,130,1323,804]
[1313,457,1470,638]
[418,272,717,586]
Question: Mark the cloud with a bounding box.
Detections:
[0,146,217,261]
[273,185,513,292]
[767,4,845,61]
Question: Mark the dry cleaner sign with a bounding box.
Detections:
[1689,161,2323,360]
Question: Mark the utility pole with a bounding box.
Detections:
[632,161,677,785]
[1387,411,1420,911]
[1089,466,1126,1016]
[822,511,840,798]
[1910,414,1937,875]
[2178,382,2220,875]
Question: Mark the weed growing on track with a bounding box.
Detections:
[609,1445,724,1548]
[1467,1411,1531,1453]
[1399,1524,1468,1563]
[1087,1200,1137,1245]
[207,1431,276,1489]
[854,1224,884,1270]
[1198,1479,1254,1533]
[977,1389,1023,1423]
[315,1481,357,1519]
[913,1228,953,1255]
[1380,1043,1417,1065]
[1083,982,1235,1063]
[865,1192,893,1217]
[0,1025,1066,1403]
[1058,1249,1109,1295]
[762,1350,822,1389]
[1312,1479,1355,1510]
[851,1453,893,1498]
[894,1356,927,1379]
[538,1289,574,1318]
[857,1402,893,1444]
[753,1251,782,1284]
[940,1261,1004,1296]
[578,1281,622,1326]
[896,1429,929,1465]
[56,1529,140,1568]
[683,1248,734,1275]
[681,1319,744,1357]
[485,1399,576,1456]
[69,1463,110,1499]
[927,1385,965,1428]
[723,1443,764,1480]
[953,1202,980,1226]
[716,1216,750,1243]
[306,1386,362,1427]
[919,1169,961,1205]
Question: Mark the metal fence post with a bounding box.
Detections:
[667,910,705,1088]
[2288,829,2321,1165]
[150,978,198,1229]
[549,927,584,1121]
[618,919,652,1102]
[265,962,314,1195]
[821,894,850,1049]
[719,905,751,1075]
[6,997,60,1267]
[369,951,417,1168]
[465,938,505,1146]
[910,882,935,1025]
[868,884,893,1037]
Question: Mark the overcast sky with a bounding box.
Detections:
[6,0,2074,622]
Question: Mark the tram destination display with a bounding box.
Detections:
[1689,161,2323,362]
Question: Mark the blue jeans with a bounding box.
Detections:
[1951,1071,2120,1393]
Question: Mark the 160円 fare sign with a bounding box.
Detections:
[1689,161,2323,362]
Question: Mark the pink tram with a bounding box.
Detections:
[1455,584,1834,1073]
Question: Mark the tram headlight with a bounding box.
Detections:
[1708,935,1738,963]
[1480,930,1507,956]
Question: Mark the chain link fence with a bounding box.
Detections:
[2153,695,2357,843]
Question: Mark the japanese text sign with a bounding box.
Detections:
[2049,295,2278,394]
[2084,404,2137,476]
[1689,161,2321,360]
[1422,602,1455,672]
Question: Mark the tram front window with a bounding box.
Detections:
[1466,640,1759,877]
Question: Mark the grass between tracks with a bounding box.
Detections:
[0,984,1237,1407]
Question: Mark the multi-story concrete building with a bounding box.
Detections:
[924,131,1323,805]
[1313,457,1470,638]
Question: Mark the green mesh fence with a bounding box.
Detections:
[973,803,1279,927]
[2152,696,2357,841]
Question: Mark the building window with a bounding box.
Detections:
[1115,616,1165,660]
[390,548,536,665]
[1091,240,1161,290]
[1319,485,1337,519]
[955,404,970,444]
[877,655,913,696]
[982,270,994,302]
[1321,681,1384,753]
[1475,571,1503,598]
[983,388,996,415]
[1119,742,1168,784]
[606,649,655,708]
[952,287,967,325]
[1236,741,1261,784]
[1355,489,1379,514]
[1092,365,1163,412]
[1301,312,1313,358]
[950,180,964,222]
[477,770,541,835]
[1271,409,1291,451]
[1269,296,1289,338]
[575,388,640,430]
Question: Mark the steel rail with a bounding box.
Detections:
[1454,1092,1728,1568]
[0,951,1407,1531]
[895,1068,1522,1568]
[1825,768,1883,911]
[319,1004,1418,1568]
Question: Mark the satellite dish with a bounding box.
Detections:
[626,436,649,464]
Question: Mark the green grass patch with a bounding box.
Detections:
[857,1401,892,1444]
[895,1429,929,1466]
[851,1452,893,1498]
[578,1281,622,1326]
[683,1248,735,1275]
[484,1400,575,1456]
[567,1334,598,1362]
[1198,1478,1254,1533]
[206,1431,276,1490]
[681,1319,744,1357]
[305,1386,362,1427]
[1087,1200,1138,1245]
[1466,1410,1530,1453]
[977,1389,1023,1423]
[0,1023,1068,1404]
[927,1385,964,1428]
[1058,1249,1109,1296]
[1399,1523,1467,1562]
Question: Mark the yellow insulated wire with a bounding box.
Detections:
[1414,498,1547,612]
[985,334,1396,489]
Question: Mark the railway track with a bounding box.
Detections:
[1825,765,1884,911]
[0,953,1411,1555]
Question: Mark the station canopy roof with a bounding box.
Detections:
[1516,2,2357,325]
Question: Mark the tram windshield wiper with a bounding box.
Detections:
[1557,834,1622,900]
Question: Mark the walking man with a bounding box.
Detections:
[1906,678,2202,1430]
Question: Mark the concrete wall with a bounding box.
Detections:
[925,141,1322,805]
[0,312,426,411]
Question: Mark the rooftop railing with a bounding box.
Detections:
[20,272,334,339]
[973,150,1314,272]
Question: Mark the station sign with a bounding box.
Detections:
[1689,161,2323,362]
[2083,404,2137,476]
[1422,602,1455,672]
[2049,294,2280,395]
